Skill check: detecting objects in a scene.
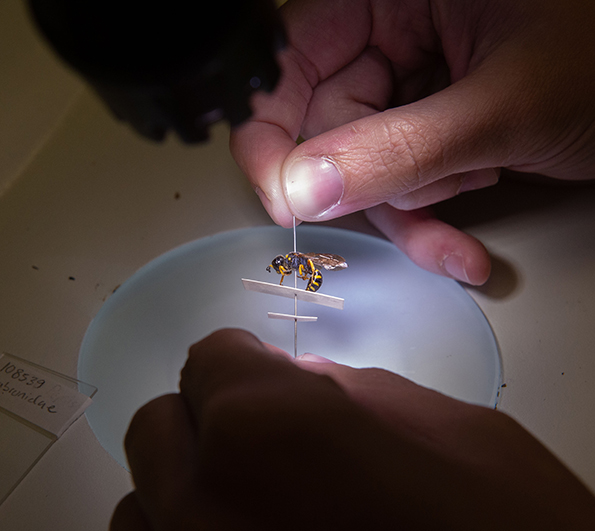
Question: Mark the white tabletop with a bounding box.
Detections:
[1,1,594,529]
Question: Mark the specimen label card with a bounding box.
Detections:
[242,279,344,309]
[0,354,92,438]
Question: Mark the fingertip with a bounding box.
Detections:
[230,121,298,227]
[283,156,345,220]
[255,185,296,228]
[442,248,492,286]
[366,204,492,285]
[296,353,337,364]
[262,342,294,361]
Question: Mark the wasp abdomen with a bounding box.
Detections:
[306,270,323,292]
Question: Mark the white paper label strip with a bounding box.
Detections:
[267,312,318,322]
[242,279,344,310]
[0,354,92,438]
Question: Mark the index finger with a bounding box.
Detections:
[230,0,373,226]
[179,328,344,415]
[179,328,294,407]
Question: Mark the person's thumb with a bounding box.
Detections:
[279,73,526,222]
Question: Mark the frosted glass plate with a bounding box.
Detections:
[78,226,501,469]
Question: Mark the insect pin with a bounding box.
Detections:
[266,252,347,292]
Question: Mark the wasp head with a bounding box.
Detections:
[267,255,285,274]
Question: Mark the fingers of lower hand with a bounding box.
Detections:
[110,492,152,531]
[180,329,298,415]
[177,330,393,525]
[124,394,201,529]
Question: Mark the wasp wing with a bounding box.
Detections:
[303,253,348,271]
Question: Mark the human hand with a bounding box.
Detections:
[230,0,595,284]
[110,329,595,530]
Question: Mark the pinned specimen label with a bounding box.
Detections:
[0,353,93,438]
[242,279,344,310]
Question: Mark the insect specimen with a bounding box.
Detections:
[266,252,348,292]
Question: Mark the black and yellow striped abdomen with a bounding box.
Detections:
[306,269,323,292]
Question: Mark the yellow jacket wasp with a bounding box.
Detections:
[266,252,347,292]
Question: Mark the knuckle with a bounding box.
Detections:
[383,116,443,194]
[200,390,289,454]
[125,394,174,452]
[201,372,349,446]
[340,114,444,201]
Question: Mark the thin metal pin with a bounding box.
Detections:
[293,215,297,254]
[293,216,298,358]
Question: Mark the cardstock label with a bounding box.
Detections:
[0,354,92,437]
